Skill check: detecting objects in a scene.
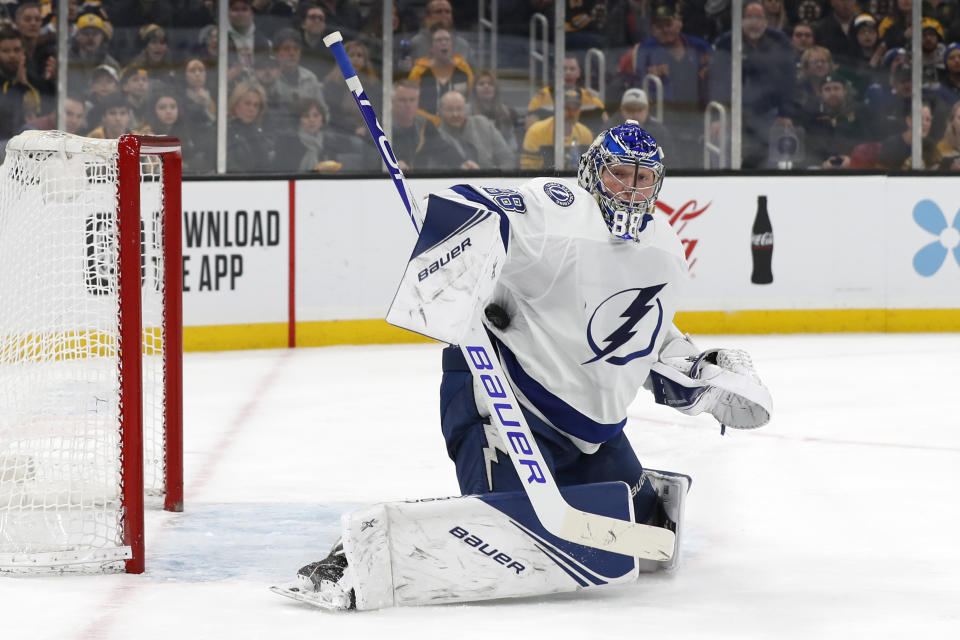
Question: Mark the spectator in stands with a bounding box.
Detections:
[27,95,87,133]
[68,11,119,91]
[936,100,960,169]
[929,0,960,44]
[147,87,213,173]
[182,58,216,123]
[15,2,56,107]
[272,29,325,110]
[469,70,523,151]
[389,78,458,171]
[938,43,960,106]
[803,74,865,168]
[615,0,711,167]
[408,0,473,65]
[920,18,947,89]
[298,2,336,82]
[877,101,940,168]
[323,40,381,138]
[104,0,174,66]
[604,0,654,50]
[252,54,284,113]
[0,27,40,139]
[120,65,151,129]
[175,0,217,30]
[86,91,138,138]
[762,0,790,32]
[129,24,177,89]
[710,0,796,168]
[281,98,358,172]
[358,0,415,76]
[436,90,515,170]
[864,54,915,139]
[795,46,838,122]
[313,0,364,42]
[195,24,219,68]
[250,0,296,41]
[814,0,859,67]
[227,80,276,172]
[790,22,816,74]
[845,13,886,97]
[521,88,593,170]
[878,0,911,50]
[86,64,120,109]
[565,0,608,51]
[408,26,473,123]
[528,54,605,131]
[227,0,272,84]
[614,87,673,152]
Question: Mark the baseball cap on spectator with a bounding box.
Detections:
[92,64,119,83]
[945,42,960,64]
[139,24,166,45]
[120,65,148,84]
[651,0,679,21]
[922,17,945,41]
[882,47,908,69]
[852,13,877,33]
[76,12,113,39]
[562,88,582,105]
[620,88,649,107]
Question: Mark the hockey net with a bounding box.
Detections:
[0,131,182,574]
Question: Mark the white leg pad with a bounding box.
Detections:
[341,483,644,610]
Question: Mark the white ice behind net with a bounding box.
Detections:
[0,132,166,572]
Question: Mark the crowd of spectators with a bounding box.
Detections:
[2,0,960,173]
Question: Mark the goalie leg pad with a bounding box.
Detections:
[636,468,691,572]
[342,482,644,610]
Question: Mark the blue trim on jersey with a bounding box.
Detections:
[491,334,627,444]
[449,185,511,252]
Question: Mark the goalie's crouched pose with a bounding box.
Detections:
[277,122,772,610]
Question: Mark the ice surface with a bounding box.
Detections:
[4,335,959,639]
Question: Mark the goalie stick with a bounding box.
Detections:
[323,32,674,560]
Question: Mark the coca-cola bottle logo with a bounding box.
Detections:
[752,231,773,247]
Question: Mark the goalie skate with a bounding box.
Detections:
[269,543,355,611]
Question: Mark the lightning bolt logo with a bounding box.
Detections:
[481,422,507,492]
[583,284,666,366]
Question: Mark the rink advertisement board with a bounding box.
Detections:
[180,175,960,349]
[180,180,290,349]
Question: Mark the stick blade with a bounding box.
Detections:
[559,511,676,561]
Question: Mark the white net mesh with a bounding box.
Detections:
[0,132,168,572]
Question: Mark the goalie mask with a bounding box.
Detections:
[577,121,664,243]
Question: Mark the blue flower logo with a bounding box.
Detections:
[912,200,960,276]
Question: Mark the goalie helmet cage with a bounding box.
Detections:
[0,132,183,575]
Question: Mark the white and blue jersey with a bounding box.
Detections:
[434,178,689,452]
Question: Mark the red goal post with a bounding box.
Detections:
[0,132,183,574]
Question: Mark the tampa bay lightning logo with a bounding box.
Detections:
[543,182,575,207]
[583,284,666,365]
